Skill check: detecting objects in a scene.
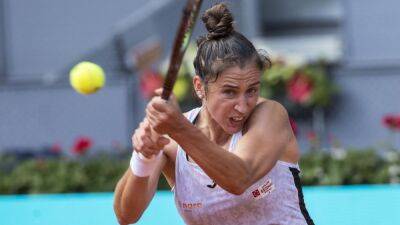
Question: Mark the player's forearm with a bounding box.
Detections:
[113,170,152,224]
[171,121,251,195]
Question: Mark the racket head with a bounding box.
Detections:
[161,0,203,100]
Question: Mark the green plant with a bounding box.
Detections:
[1,148,398,194]
[300,149,395,186]
[261,60,337,118]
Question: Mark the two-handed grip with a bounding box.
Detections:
[138,127,162,162]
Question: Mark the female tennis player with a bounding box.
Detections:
[114,3,314,225]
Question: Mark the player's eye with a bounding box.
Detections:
[246,87,258,97]
[223,89,236,98]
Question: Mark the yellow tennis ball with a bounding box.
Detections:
[69,61,105,95]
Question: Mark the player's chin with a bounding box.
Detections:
[225,120,244,134]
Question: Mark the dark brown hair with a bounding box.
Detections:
[193,3,270,84]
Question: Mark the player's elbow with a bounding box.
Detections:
[116,215,135,225]
[115,210,142,225]
[226,176,252,195]
[114,202,143,224]
[225,183,248,195]
[231,169,254,195]
[230,187,246,195]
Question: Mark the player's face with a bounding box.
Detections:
[204,64,261,134]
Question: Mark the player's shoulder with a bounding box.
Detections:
[244,98,288,131]
[243,98,290,136]
[253,98,288,120]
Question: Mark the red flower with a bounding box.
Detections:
[382,114,400,131]
[72,136,93,155]
[289,117,298,136]
[140,70,164,99]
[286,73,313,104]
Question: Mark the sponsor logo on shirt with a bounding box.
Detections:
[178,200,203,210]
[251,179,275,200]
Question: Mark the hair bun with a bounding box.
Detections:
[202,3,234,40]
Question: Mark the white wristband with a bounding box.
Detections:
[130,151,162,177]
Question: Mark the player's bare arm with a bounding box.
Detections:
[147,97,291,195]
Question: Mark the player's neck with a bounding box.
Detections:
[197,107,231,146]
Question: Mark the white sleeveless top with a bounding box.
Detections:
[173,108,314,225]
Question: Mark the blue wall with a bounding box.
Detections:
[343,0,400,67]
[328,69,400,148]
[0,81,131,148]
[3,0,148,80]
[330,0,400,148]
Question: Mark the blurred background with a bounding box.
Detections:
[0,0,399,224]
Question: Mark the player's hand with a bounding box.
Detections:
[146,88,185,135]
[131,118,170,158]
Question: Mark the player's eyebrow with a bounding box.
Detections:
[248,81,260,87]
[222,84,239,88]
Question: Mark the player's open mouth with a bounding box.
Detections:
[229,116,244,126]
[231,116,243,122]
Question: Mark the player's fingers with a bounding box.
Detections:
[141,145,161,157]
[133,132,141,151]
[140,151,154,159]
[146,106,157,119]
[142,118,151,132]
[149,97,167,113]
[154,88,163,96]
[135,128,152,150]
[156,136,170,148]
[146,146,162,155]
[146,110,161,128]
[141,134,156,148]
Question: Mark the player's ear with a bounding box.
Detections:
[193,75,205,99]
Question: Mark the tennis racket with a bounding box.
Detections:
[161,0,203,100]
[140,0,203,161]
